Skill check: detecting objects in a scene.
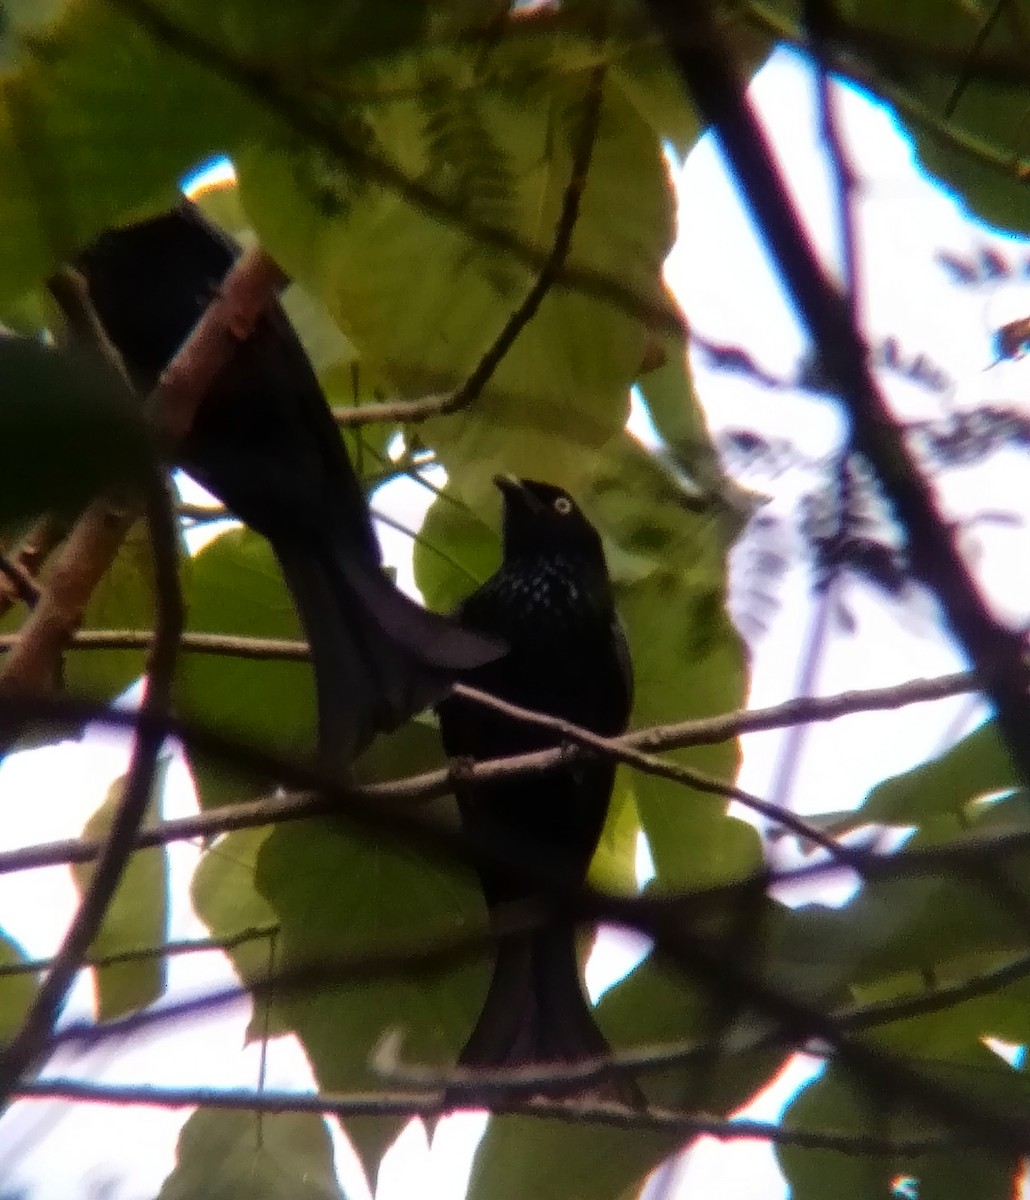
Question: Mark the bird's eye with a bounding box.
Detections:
[553,496,573,515]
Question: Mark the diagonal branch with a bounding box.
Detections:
[0,516,63,620]
[0,623,979,747]
[644,0,1030,785]
[0,479,183,1101]
[452,684,858,864]
[0,247,286,699]
[0,668,980,883]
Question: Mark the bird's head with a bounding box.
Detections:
[494,474,606,567]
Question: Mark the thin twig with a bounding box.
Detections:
[0,622,980,742]
[49,903,547,1052]
[944,0,1011,118]
[837,949,1030,1032]
[805,0,860,305]
[0,629,311,662]
[34,871,1030,1081]
[0,924,278,979]
[332,61,607,427]
[0,678,1008,905]
[452,684,859,864]
[0,669,980,883]
[745,3,1030,192]
[0,498,138,695]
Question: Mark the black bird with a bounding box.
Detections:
[76,200,503,763]
[438,475,639,1102]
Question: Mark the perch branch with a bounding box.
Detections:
[12,1076,952,1154]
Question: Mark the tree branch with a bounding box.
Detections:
[146,247,288,444]
[0,621,980,746]
[0,669,979,884]
[644,0,1030,785]
[0,924,278,979]
[0,516,63,621]
[452,684,858,864]
[11,1076,951,1154]
[0,480,183,1101]
[0,246,286,700]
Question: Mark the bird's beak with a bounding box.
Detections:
[494,473,544,515]
[493,473,523,497]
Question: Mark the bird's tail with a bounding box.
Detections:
[276,547,503,766]
[454,923,643,1106]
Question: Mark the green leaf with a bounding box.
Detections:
[0,931,38,1040]
[761,795,1030,1001]
[633,322,757,539]
[466,1116,674,1200]
[598,949,783,1113]
[165,0,429,70]
[413,486,501,616]
[238,64,676,484]
[778,1061,1021,1200]
[860,720,1017,825]
[0,337,152,524]
[252,831,479,1165]
[195,722,482,1178]
[172,527,315,810]
[761,0,1030,232]
[71,759,170,1019]
[191,827,281,1008]
[0,2,258,311]
[158,1108,343,1200]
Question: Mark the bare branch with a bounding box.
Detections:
[0,629,310,661]
[452,684,858,864]
[0,669,979,885]
[11,1076,951,1154]
[645,0,1030,784]
[0,500,139,695]
[148,246,287,444]
[0,242,286,700]
[0,924,278,979]
[0,620,979,743]
[0,551,40,609]
[0,480,183,1101]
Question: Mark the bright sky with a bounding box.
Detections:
[0,44,1028,1200]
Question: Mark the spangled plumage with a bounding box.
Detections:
[76,201,502,763]
[438,475,638,1102]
